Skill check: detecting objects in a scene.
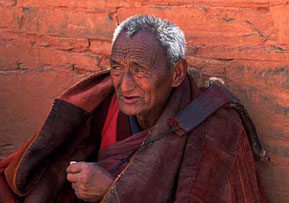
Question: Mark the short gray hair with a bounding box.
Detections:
[112,15,186,66]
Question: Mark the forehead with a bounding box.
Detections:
[111,30,167,66]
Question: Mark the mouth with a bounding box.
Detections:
[120,95,141,104]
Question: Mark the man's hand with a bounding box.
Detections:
[66,162,114,202]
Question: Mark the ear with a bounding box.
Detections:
[171,58,187,87]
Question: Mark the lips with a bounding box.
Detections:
[120,95,141,104]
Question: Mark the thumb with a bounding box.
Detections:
[66,161,83,174]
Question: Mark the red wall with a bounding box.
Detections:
[0,0,288,202]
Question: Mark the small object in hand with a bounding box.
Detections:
[70,161,77,165]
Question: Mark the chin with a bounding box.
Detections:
[118,104,142,116]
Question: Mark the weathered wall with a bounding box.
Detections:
[0,0,288,201]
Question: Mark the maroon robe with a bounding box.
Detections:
[0,70,266,202]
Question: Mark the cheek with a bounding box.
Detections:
[140,80,163,105]
[110,75,120,91]
[134,78,151,97]
[151,77,172,102]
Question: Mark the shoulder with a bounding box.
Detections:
[181,108,251,201]
[204,107,244,156]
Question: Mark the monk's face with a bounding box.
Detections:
[110,30,175,117]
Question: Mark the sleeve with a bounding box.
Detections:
[220,130,267,203]
[4,99,90,195]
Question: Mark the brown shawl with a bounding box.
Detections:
[0,70,266,202]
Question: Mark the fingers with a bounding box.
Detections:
[67,173,79,183]
[67,162,93,183]
[66,162,84,183]
[74,189,90,201]
[66,162,83,174]
[72,183,93,202]
[67,162,111,202]
[71,182,77,190]
[74,190,92,202]
[72,183,86,191]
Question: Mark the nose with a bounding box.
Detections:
[119,71,136,93]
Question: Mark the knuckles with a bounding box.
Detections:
[66,174,73,182]
[79,184,87,191]
[67,162,110,202]
[79,173,90,184]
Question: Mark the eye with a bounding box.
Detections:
[135,67,144,73]
[111,65,122,76]
[132,66,145,78]
[111,65,120,70]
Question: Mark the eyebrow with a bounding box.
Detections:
[110,59,120,65]
[110,58,148,68]
[131,61,143,67]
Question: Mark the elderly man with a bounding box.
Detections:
[0,15,266,202]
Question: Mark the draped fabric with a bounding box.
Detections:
[0,70,266,202]
[100,94,119,150]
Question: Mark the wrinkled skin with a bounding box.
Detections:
[110,30,187,129]
[66,162,114,202]
[66,30,187,201]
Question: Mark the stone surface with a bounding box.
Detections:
[225,60,289,138]
[21,7,116,40]
[0,38,103,71]
[0,7,21,29]
[0,68,88,159]
[0,0,16,6]
[17,0,123,10]
[89,40,112,55]
[271,5,289,45]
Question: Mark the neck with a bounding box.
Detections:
[136,115,157,130]
[136,103,167,130]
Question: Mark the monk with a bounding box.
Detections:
[0,15,266,202]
